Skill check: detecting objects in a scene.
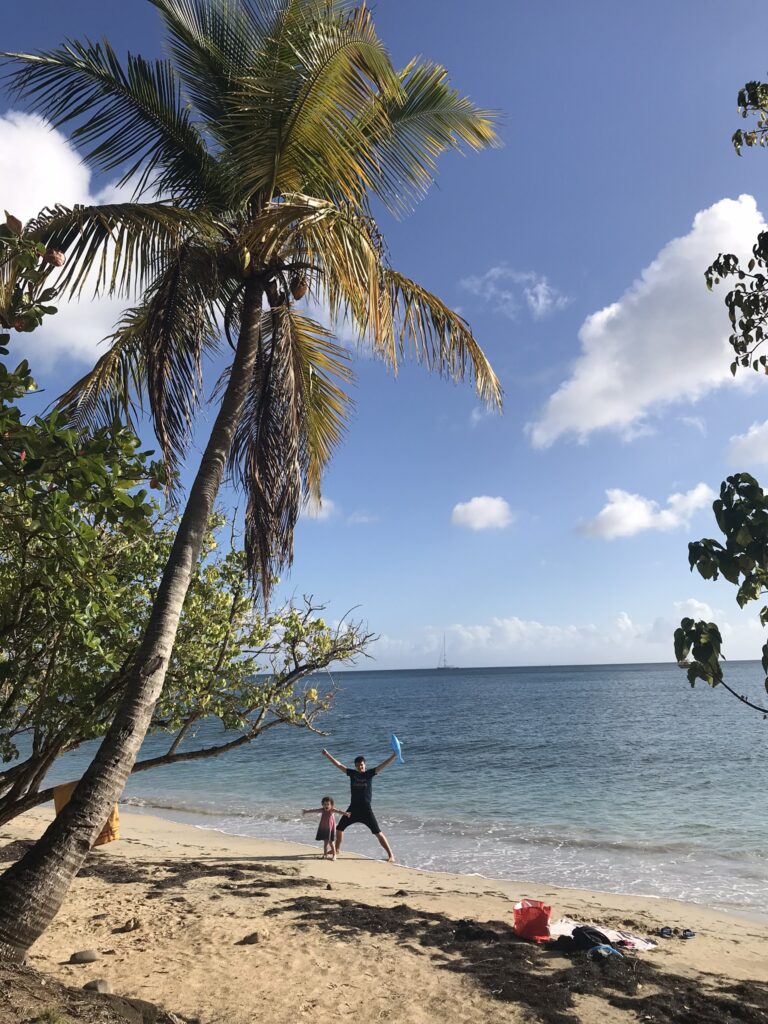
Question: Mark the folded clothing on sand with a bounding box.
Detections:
[549,916,657,952]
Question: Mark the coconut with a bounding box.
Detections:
[43,249,66,268]
[290,275,308,300]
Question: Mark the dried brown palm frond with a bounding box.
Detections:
[227,307,353,590]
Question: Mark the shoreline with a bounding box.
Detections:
[186,817,768,926]
[2,807,768,1024]
[121,797,768,923]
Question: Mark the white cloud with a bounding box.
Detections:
[460,265,569,320]
[0,110,130,369]
[728,420,768,466]
[420,613,639,662]
[347,511,378,525]
[302,495,338,521]
[674,597,716,620]
[680,415,706,436]
[582,483,715,539]
[528,195,767,448]
[451,495,513,531]
[0,111,92,217]
[366,594,768,668]
[469,405,493,428]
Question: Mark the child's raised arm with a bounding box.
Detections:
[302,808,323,815]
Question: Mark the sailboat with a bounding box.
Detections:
[436,634,455,670]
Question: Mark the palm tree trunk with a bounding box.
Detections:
[0,279,263,963]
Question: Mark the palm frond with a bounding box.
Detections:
[267,194,388,349]
[228,306,353,597]
[231,2,400,207]
[359,59,500,216]
[290,205,500,407]
[56,243,223,475]
[55,327,147,436]
[285,308,354,496]
[24,202,209,298]
[384,268,502,408]
[149,0,264,129]
[3,42,224,205]
[143,244,223,471]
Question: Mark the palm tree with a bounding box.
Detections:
[0,0,500,960]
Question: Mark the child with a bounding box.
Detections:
[302,796,346,859]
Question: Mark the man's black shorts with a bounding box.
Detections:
[337,806,380,834]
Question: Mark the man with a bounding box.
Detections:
[321,748,396,862]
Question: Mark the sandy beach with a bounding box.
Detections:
[2,807,767,1024]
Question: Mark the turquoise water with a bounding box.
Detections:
[47,662,768,913]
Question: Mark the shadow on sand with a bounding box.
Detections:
[266,895,768,1024]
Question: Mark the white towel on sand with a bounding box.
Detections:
[549,916,658,952]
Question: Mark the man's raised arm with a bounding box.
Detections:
[322,748,348,774]
[373,752,397,774]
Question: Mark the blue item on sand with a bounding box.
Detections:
[589,944,624,959]
[390,734,404,763]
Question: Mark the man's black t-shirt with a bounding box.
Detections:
[346,767,376,808]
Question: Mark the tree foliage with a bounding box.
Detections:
[0,3,502,961]
[674,475,768,715]
[0,223,372,824]
[673,82,768,717]
[705,81,768,377]
[1,505,372,826]
[3,0,502,600]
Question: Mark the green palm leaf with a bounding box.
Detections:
[363,59,500,216]
[229,3,400,206]
[55,326,147,437]
[24,202,208,298]
[3,41,224,205]
[8,0,501,593]
[58,242,224,473]
[149,0,264,130]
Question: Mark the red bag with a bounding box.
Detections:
[512,899,551,942]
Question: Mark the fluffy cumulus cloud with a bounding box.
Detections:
[460,265,569,320]
[0,111,130,369]
[582,483,715,539]
[451,495,513,530]
[367,597,763,668]
[674,597,716,620]
[728,420,768,466]
[528,195,768,448]
[417,612,647,665]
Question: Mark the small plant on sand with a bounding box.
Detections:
[34,1009,70,1024]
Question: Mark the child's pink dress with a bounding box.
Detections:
[315,808,337,842]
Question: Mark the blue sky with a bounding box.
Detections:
[4,1,768,669]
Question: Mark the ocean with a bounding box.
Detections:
[45,662,768,915]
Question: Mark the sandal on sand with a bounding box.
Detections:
[681,929,696,940]
[658,927,673,938]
